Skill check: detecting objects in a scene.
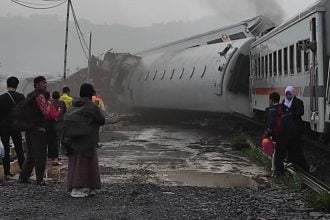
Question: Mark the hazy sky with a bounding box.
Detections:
[1,0,318,27]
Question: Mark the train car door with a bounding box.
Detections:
[309,12,326,133]
[215,44,237,95]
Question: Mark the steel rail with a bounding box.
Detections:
[286,165,330,193]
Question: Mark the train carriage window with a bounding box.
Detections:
[269,53,273,77]
[296,43,302,73]
[145,71,150,80]
[161,70,166,80]
[257,57,261,79]
[278,49,282,76]
[284,47,288,75]
[207,38,223,45]
[261,56,264,79]
[304,42,310,72]
[153,70,158,80]
[273,52,277,76]
[229,32,245,40]
[265,55,268,78]
[170,69,175,79]
[201,66,207,78]
[289,45,294,74]
[179,68,185,79]
[253,59,257,79]
[190,67,195,78]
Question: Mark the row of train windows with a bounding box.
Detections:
[138,66,207,81]
[253,40,310,79]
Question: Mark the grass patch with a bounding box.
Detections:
[305,191,330,212]
[244,147,271,168]
[230,134,250,151]
[281,173,304,191]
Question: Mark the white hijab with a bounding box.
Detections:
[284,85,295,108]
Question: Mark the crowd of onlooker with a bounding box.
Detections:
[0,76,105,198]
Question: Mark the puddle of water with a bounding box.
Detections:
[159,170,258,189]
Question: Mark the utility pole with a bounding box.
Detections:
[63,0,70,80]
[87,32,92,82]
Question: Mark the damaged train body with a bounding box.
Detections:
[113,16,274,116]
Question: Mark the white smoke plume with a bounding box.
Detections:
[206,0,285,25]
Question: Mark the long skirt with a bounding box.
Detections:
[67,151,101,192]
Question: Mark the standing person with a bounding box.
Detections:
[51,91,66,162]
[18,76,50,185]
[265,92,285,177]
[92,92,105,148]
[282,85,309,171]
[44,91,61,166]
[60,86,73,108]
[66,83,105,198]
[0,76,25,178]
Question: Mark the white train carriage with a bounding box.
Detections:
[250,0,330,134]
[121,16,275,116]
[126,37,253,116]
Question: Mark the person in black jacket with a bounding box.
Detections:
[19,76,50,185]
[282,86,309,171]
[265,92,285,177]
[0,76,25,178]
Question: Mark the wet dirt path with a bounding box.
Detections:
[98,122,269,188]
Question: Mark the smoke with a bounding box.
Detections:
[206,0,285,25]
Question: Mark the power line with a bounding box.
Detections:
[13,0,59,6]
[9,0,67,9]
[69,1,89,59]
[70,1,89,50]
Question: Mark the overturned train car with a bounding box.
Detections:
[107,16,274,117]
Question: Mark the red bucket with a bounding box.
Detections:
[261,137,274,156]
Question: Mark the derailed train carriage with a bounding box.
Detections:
[122,16,274,117]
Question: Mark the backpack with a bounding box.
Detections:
[12,97,37,131]
[63,105,93,138]
[49,103,60,120]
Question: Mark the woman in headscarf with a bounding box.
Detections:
[281,85,309,172]
[66,83,105,198]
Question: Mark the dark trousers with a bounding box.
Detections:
[274,135,308,172]
[19,130,47,183]
[1,127,25,175]
[46,120,59,159]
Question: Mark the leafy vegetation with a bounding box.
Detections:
[244,147,272,168]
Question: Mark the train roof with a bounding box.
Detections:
[136,16,274,56]
[251,0,329,48]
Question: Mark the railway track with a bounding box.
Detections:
[246,138,330,194]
